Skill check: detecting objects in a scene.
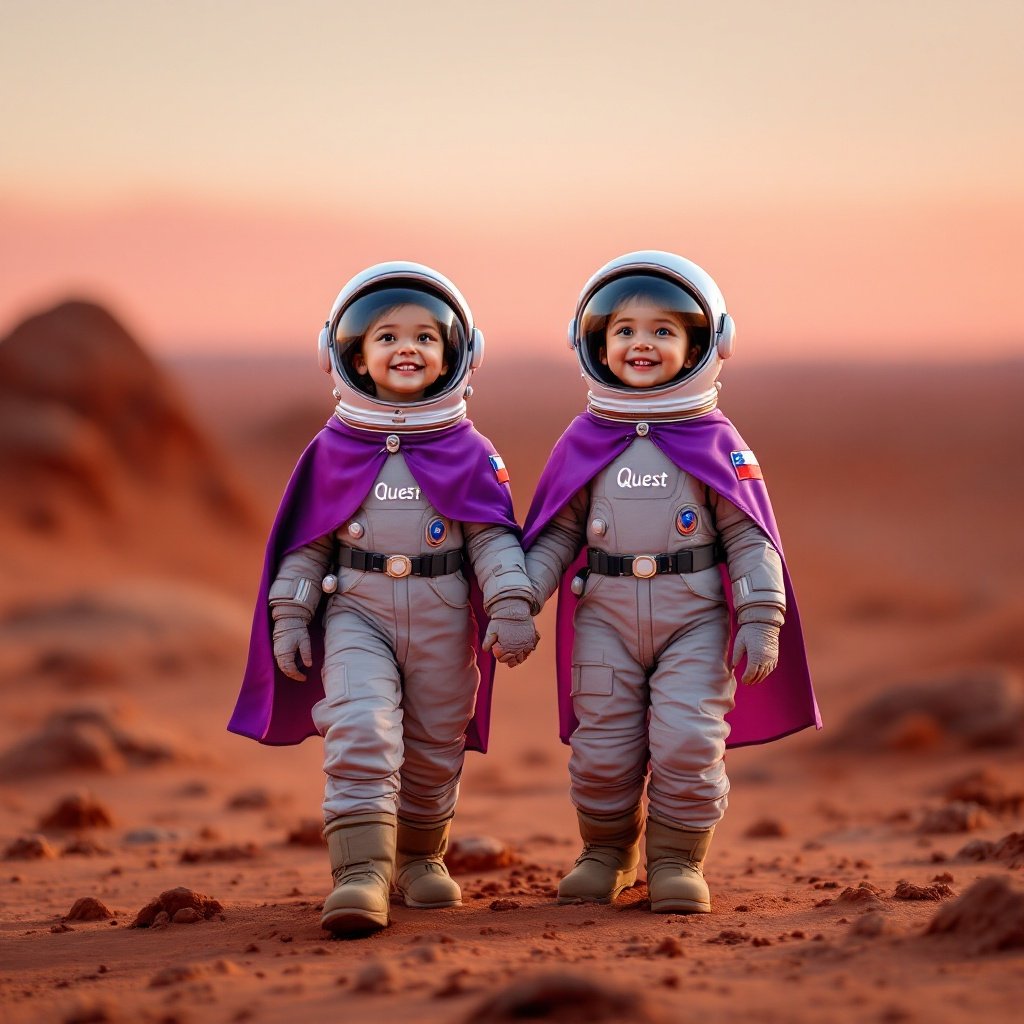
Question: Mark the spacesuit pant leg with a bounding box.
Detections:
[397,596,480,823]
[646,604,735,830]
[312,604,404,825]
[567,599,649,817]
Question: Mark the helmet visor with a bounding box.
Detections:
[332,284,469,402]
[578,273,711,389]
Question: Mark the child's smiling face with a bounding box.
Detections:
[353,303,449,403]
[600,299,697,388]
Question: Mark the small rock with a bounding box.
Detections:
[850,912,900,938]
[4,834,58,860]
[956,831,1024,869]
[66,897,114,921]
[744,819,787,839]
[353,961,394,995]
[654,936,684,957]
[893,880,954,901]
[489,899,520,912]
[179,842,260,863]
[836,882,884,905]
[132,886,223,927]
[286,819,324,847]
[918,802,991,834]
[226,788,273,810]
[446,836,517,873]
[943,768,1024,814]
[172,907,201,924]
[123,828,177,845]
[925,876,1024,953]
[464,972,661,1023]
[39,792,115,831]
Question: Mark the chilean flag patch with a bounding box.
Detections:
[489,454,510,484]
[730,449,763,481]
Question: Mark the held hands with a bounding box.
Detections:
[483,597,539,667]
[273,615,313,682]
[731,621,780,686]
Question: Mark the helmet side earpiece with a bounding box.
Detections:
[318,322,332,373]
[716,314,736,360]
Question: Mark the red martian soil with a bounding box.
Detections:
[1,302,1023,1023]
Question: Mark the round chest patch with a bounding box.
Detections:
[676,508,699,536]
[426,518,448,547]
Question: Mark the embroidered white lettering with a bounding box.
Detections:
[616,467,669,489]
[374,482,422,501]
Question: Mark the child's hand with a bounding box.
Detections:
[483,598,539,667]
[273,617,313,681]
[731,622,779,685]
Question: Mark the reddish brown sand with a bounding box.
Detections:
[1,303,1023,1023]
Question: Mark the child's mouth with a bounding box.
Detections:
[627,359,659,369]
[390,362,424,373]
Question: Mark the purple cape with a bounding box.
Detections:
[228,416,519,752]
[522,410,821,748]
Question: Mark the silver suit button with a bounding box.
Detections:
[347,522,365,539]
[386,434,401,453]
[570,574,586,596]
[321,574,338,594]
[635,422,649,437]
[590,518,607,536]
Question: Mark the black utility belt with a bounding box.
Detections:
[587,543,722,579]
[337,546,463,579]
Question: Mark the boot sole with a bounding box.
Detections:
[650,897,711,914]
[557,870,637,905]
[320,908,389,935]
[401,896,462,909]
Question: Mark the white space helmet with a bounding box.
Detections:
[317,262,484,431]
[568,251,736,421]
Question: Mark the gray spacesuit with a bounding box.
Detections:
[271,263,537,936]
[526,252,785,914]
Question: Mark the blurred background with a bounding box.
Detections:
[1,3,1023,1019]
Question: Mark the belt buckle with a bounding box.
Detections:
[386,554,412,578]
[631,554,658,579]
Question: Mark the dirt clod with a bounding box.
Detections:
[132,887,223,928]
[925,876,1024,953]
[66,897,114,921]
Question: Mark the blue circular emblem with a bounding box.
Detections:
[426,518,448,547]
[676,508,699,536]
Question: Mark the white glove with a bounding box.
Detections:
[482,598,539,667]
[273,616,313,682]
[732,621,780,685]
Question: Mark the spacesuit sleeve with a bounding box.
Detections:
[463,523,537,614]
[524,486,589,609]
[712,491,786,626]
[268,532,335,622]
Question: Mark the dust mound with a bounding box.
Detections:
[132,886,224,927]
[0,705,182,778]
[924,876,1024,953]
[957,831,1024,869]
[464,973,662,1023]
[0,299,255,533]
[66,896,114,921]
[3,834,57,860]
[835,666,1024,751]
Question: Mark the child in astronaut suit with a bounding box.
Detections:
[229,263,538,936]
[523,252,817,914]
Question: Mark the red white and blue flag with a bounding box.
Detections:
[730,449,763,481]
[489,454,510,484]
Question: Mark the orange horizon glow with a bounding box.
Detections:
[2,2,1022,362]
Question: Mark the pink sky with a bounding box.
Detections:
[1,1,1022,360]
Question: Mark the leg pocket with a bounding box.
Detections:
[571,663,614,697]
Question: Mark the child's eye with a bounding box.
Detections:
[615,326,634,337]
[655,327,673,337]
[417,333,436,344]
[379,332,396,342]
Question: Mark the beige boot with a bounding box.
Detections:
[394,816,462,909]
[321,813,396,935]
[645,816,714,914]
[557,805,643,904]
